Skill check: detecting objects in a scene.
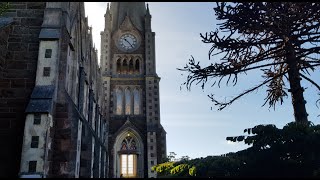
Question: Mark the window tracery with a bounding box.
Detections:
[114,87,141,115]
[120,136,137,150]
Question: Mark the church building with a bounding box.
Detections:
[100,2,167,178]
[0,2,166,178]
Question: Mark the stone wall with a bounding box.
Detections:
[0,2,46,177]
[0,24,10,78]
[0,2,108,178]
[46,2,107,178]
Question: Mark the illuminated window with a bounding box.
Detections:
[120,154,137,178]
[120,136,137,178]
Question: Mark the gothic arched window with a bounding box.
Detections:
[117,59,121,74]
[133,88,141,115]
[120,136,137,151]
[129,59,134,74]
[134,59,140,74]
[125,88,132,115]
[115,88,124,115]
[123,59,128,74]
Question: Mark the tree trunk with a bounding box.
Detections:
[286,44,308,124]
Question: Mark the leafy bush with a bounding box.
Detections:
[153,121,320,177]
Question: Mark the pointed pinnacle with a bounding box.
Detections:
[146,3,150,14]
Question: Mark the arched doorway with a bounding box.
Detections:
[119,136,137,178]
[113,129,144,178]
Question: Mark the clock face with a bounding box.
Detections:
[118,33,138,51]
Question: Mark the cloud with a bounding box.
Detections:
[226,141,237,145]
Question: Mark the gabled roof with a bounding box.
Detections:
[112,116,145,141]
[110,2,146,31]
[25,85,55,113]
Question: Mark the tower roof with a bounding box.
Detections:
[110,2,146,31]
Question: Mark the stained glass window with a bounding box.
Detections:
[120,136,136,150]
[120,135,137,177]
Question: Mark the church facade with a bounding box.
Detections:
[100,2,167,178]
[0,2,166,178]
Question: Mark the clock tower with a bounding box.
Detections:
[100,2,167,178]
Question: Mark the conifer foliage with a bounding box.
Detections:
[179,2,320,123]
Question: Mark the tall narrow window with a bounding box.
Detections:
[129,59,134,74]
[121,154,127,176]
[115,88,124,115]
[127,154,134,175]
[125,88,132,115]
[133,89,140,115]
[120,154,137,177]
[122,59,128,74]
[134,59,140,74]
[120,136,137,178]
[117,59,121,74]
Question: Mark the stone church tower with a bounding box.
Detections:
[100,2,167,178]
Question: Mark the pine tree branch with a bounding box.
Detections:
[299,73,320,91]
[209,70,288,110]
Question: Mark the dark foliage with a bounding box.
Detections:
[0,2,10,16]
[153,122,320,177]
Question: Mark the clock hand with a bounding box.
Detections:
[124,38,134,48]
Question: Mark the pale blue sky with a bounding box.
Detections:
[85,2,320,159]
